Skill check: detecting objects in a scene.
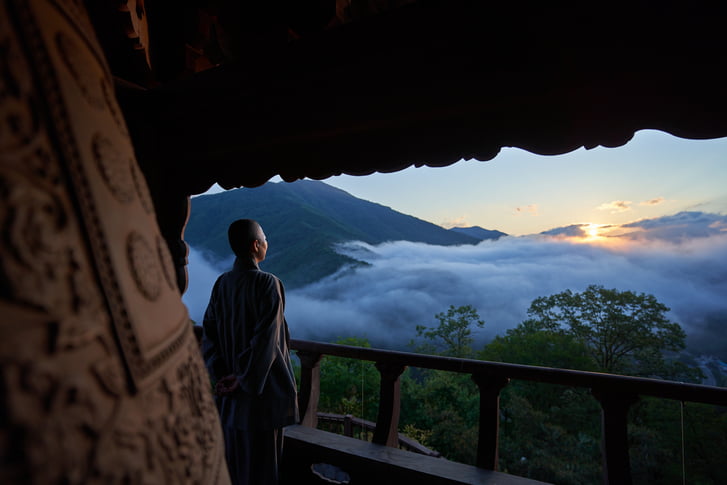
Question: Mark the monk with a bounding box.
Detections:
[202,219,298,485]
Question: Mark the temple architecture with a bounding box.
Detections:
[1,1,726,483]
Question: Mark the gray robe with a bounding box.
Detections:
[202,257,298,484]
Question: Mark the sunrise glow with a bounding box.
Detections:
[576,223,614,244]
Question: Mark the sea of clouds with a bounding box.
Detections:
[183,212,727,353]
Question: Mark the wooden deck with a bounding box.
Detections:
[282,425,551,485]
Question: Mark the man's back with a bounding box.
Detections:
[203,257,298,431]
[202,218,298,485]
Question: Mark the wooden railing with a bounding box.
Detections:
[316,411,442,457]
[292,339,727,485]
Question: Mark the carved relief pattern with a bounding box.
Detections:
[126,231,162,301]
[0,2,105,336]
[1,1,228,483]
[91,132,136,204]
[19,0,187,385]
[130,153,155,214]
[2,333,224,484]
[89,337,224,485]
[0,22,40,152]
[100,76,130,137]
[157,235,178,291]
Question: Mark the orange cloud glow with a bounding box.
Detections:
[515,204,539,216]
[597,200,633,213]
[640,197,666,206]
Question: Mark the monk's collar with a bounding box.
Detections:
[233,256,259,271]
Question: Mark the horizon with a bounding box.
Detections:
[200,129,727,237]
[187,129,727,363]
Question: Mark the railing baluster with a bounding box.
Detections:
[373,362,406,447]
[592,390,638,485]
[291,338,727,482]
[471,373,510,470]
[297,351,322,428]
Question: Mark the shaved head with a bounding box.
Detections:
[228,219,263,257]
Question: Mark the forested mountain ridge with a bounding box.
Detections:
[450,226,507,240]
[185,180,505,288]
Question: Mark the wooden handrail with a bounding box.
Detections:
[292,338,727,485]
[292,339,727,405]
[316,412,442,457]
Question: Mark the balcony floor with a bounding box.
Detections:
[281,425,552,485]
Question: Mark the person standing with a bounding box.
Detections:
[202,219,299,485]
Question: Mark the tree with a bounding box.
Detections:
[412,305,484,358]
[524,284,701,381]
[480,318,595,371]
[401,305,485,463]
[318,337,380,422]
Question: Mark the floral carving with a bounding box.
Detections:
[2,2,227,484]
[91,133,136,204]
[0,171,68,310]
[126,231,162,301]
[157,235,178,291]
[0,21,40,152]
[130,156,154,214]
[100,77,130,137]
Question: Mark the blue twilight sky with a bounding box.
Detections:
[322,130,727,236]
[189,130,727,352]
[203,129,726,235]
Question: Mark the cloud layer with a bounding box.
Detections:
[184,212,727,353]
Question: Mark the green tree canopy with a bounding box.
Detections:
[480,318,595,371]
[412,304,484,358]
[524,284,701,381]
[318,337,380,422]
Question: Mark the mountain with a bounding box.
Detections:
[449,226,507,241]
[185,180,482,288]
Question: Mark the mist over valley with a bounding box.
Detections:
[183,181,727,366]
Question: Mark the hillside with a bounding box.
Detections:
[449,226,507,240]
[186,180,489,288]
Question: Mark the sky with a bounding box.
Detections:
[322,129,727,236]
[201,129,726,237]
[189,130,727,356]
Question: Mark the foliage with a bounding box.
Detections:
[401,369,480,464]
[317,337,380,423]
[312,294,723,485]
[412,304,484,358]
[480,319,595,371]
[497,391,602,484]
[400,305,485,463]
[400,423,432,449]
[524,284,702,381]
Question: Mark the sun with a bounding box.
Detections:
[578,223,610,243]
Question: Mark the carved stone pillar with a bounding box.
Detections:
[0,1,229,483]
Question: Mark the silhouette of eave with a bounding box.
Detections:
[115,1,727,193]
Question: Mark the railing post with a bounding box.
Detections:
[297,351,322,428]
[471,373,510,470]
[592,390,638,485]
[373,362,406,447]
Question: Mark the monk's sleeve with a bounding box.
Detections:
[237,275,283,395]
[202,277,227,383]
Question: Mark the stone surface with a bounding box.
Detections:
[0,1,229,483]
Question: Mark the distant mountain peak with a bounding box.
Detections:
[185,180,490,287]
[448,226,507,241]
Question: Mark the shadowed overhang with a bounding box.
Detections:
[113,0,727,194]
